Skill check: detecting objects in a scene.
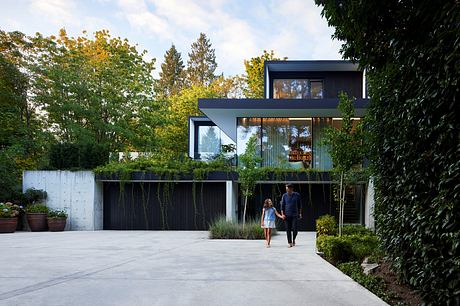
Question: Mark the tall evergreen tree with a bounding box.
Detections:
[157,44,184,97]
[186,33,217,86]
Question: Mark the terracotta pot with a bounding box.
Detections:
[47,218,67,232]
[0,218,18,233]
[27,213,48,231]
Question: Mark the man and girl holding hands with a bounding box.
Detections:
[260,183,302,248]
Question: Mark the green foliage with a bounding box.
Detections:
[209,217,275,240]
[23,188,47,205]
[0,202,22,218]
[156,44,185,97]
[0,149,21,201]
[243,50,286,98]
[321,92,366,236]
[33,29,159,152]
[338,262,390,302]
[48,142,109,170]
[317,235,354,263]
[237,135,263,226]
[317,234,378,264]
[238,135,263,198]
[316,214,337,236]
[94,154,232,179]
[48,209,67,219]
[342,224,374,236]
[322,92,364,173]
[317,1,459,303]
[25,204,49,214]
[186,33,217,87]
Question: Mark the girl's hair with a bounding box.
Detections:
[263,198,273,208]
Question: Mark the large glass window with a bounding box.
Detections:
[236,117,361,170]
[195,125,235,161]
[237,118,312,169]
[237,118,261,164]
[273,79,323,99]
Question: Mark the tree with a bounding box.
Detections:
[200,126,220,153]
[244,50,286,98]
[156,44,185,97]
[186,33,217,86]
[316,1,459,303]
[238,135,262,228]
[156,76,242,158]
[33,29,159,152]
[322,92,364,236]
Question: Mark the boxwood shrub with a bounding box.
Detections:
[316,214,337,236]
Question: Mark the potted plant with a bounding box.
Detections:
[0,202,22,233]
[26,204,49,231]
[47,210,68,231]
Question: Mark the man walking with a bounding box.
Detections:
[280,183,302,248]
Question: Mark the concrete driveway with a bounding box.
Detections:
[0,231,387,306]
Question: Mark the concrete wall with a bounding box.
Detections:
[364,179,375,230]
[23,171,103,231]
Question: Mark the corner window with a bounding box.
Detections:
[195,124,235,161]
[273,79,323,99]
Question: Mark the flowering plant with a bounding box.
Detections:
[0,202,23,218]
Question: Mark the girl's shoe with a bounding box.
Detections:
[288,243,293,248]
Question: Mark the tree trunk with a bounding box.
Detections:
[242,189,248,229]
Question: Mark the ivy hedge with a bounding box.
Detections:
[317,1,459,304]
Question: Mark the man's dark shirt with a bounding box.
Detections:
[281,192,302,217]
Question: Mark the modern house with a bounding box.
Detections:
[23,60,374,231]
[187,60,370,230]
[190,60,367,168]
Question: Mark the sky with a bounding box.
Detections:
[0,0,343,77]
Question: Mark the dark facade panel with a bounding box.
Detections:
[268,71,363,99]
[238,183,364,231]
[103,182,226,230]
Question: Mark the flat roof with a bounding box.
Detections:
[265,60,361,72]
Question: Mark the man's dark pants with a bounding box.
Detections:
[285,216,298,244]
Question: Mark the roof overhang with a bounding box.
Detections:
[265,60,360,72]
[198,98,369,142]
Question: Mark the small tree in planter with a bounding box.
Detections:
[322,92,365,236]
[237,135,262,228]
[26,204,49,231]
[47,210,68,231]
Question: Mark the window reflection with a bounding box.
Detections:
[196,125,235,161]
[273,79,323,99]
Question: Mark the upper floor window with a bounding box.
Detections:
[273,79,323,99]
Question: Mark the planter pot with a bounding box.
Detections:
[26,213,48,231]
[0,218,18,233]
[47,218,67,232]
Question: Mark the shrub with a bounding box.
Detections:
[316,214,337,236]
[317,235,354,263]
[338,262,389,301]
[48,142,109,170]
[48,209,67,219]
[342,224,373,236]
[23,188,47,205]
[317,234,379,264]
[343,234,379,263]
[25,204,49,214]
[209,217,274,240]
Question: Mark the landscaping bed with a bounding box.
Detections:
[209,217,277,239]
[316,215,422,305]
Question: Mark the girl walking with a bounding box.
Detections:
[260,198,284,247]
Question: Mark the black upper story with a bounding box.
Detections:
[267,70,364,99]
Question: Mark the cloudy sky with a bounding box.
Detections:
[0,0,343,76]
